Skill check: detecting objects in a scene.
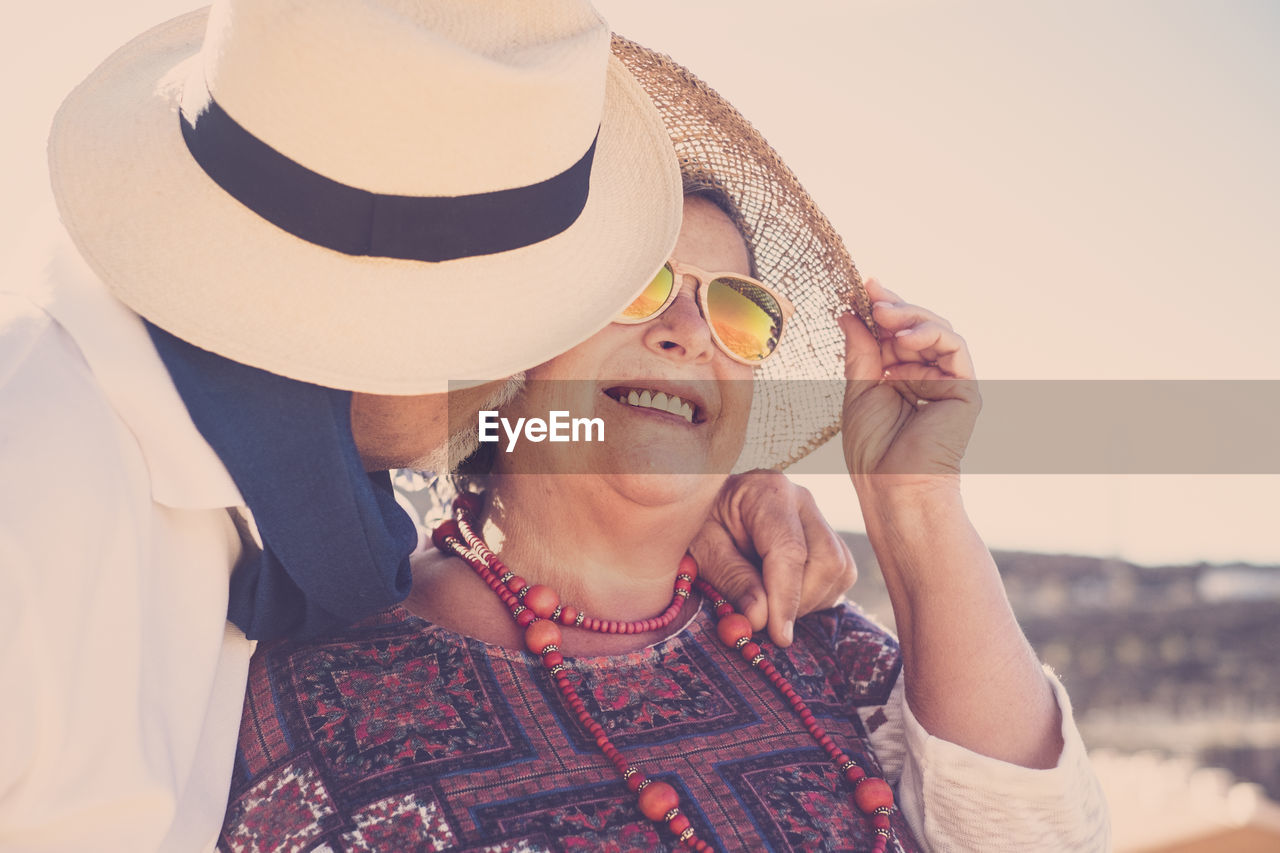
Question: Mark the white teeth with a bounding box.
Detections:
[618,388,696,423]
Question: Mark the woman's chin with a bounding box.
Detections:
[599,470,728,509]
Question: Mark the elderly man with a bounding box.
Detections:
[0,1,854,849]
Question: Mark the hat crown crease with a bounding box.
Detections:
[197,0,609,196]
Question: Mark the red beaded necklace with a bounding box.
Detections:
[432,492,897,852]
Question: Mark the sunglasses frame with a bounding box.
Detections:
[615,259,796,365]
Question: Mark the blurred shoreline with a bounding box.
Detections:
[842,532,1280,805]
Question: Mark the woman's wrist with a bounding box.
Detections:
[855,479,984,601]
[855,475,964,526]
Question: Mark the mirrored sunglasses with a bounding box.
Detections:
[615,260,795,365]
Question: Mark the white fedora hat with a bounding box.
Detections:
[48,0,681,393]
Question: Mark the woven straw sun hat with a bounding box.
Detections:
[47,0,682,394]
[612,36,874,471]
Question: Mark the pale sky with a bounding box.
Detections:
[6,1,1278,565]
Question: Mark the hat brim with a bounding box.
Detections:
[49,9,681,394]
[613,36,873,472]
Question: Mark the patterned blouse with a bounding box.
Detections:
[218,601,928,852]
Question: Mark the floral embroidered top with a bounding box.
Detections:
[218,603,1107,852]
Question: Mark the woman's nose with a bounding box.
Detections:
[641,278,716,363]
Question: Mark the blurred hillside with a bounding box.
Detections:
[840,533,1280,802]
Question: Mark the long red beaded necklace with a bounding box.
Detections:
[431,492,898,852]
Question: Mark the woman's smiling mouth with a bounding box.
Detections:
[604,386,700,424]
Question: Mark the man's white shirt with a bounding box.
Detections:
[0,234,253,851]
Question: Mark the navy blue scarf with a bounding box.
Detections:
[146,322,417,641]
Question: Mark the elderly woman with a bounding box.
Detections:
[216,41,1107,852]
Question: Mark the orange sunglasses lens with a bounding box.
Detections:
[707,277,784,362]
[619,263,676,320]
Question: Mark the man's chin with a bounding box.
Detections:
[415,426,481,475]
[416,372,526,475]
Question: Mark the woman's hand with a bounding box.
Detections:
[839,278,981,497]
[840,279,1065,770]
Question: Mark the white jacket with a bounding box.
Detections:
[0,235,253,851]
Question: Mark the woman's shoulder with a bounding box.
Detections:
[786,600,902,707]
[795,599,898,648]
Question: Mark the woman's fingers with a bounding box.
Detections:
[864,276,904,306]
[839,310,885,384]
[881,362,981,406]
[863,279,974,380]
[872,298,954,334]
[842,277,982,482]
[890,321,975,380]
[866,277,952,327]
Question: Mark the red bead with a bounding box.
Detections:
[542,651,563,668]
[523,585,560,619]
[452,490,482,515]
[715,602,734,616]
[716,613,753,647]
[740,642,760,660]
[430,520,461,553]
[679,553,698,579]
[507,576,527,594]
[626,773,647,792]
[559,605,578,625]
[872,813,891,830]
[844,765,866,784]
[515,609,536,628]
[525,619,562,654]
[854,777,894,813]
[668,814,691,836]
[638,781,679,821]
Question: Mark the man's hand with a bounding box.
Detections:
[690,471,856,647]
